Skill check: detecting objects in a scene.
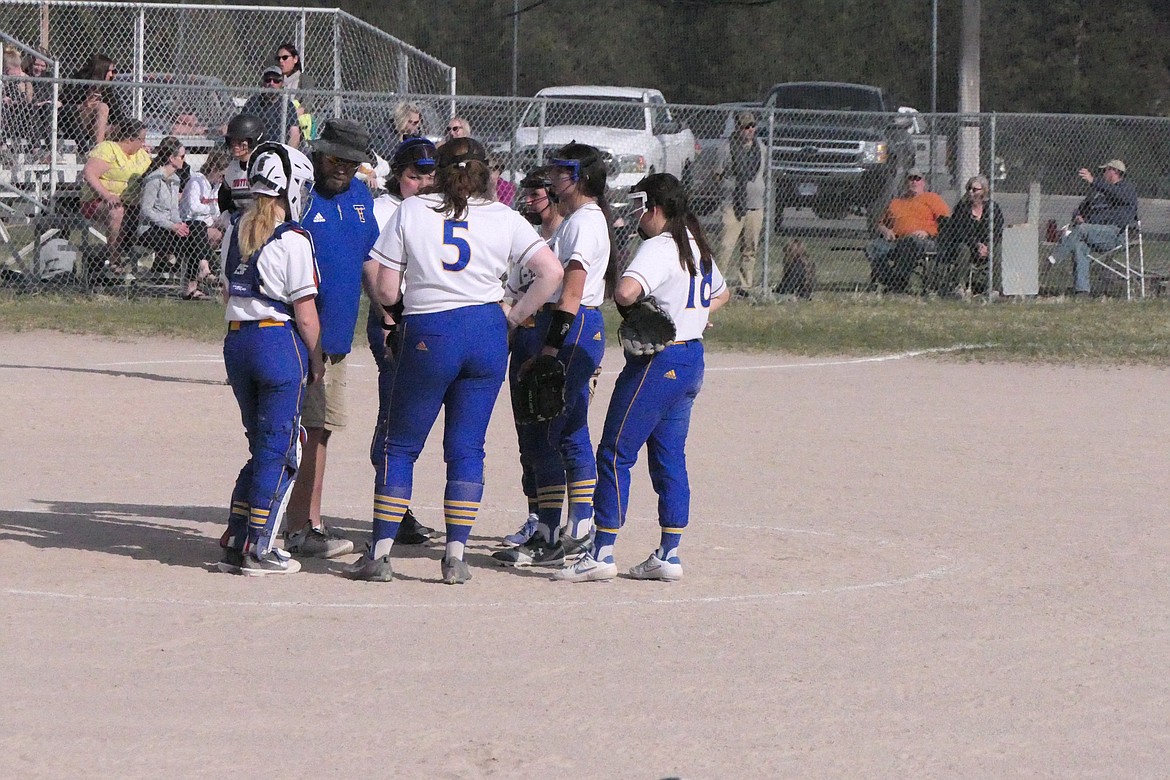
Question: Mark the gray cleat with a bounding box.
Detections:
[440,556,472,584]
[345,554,394,582]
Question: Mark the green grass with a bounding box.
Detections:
[6,292,1170,364]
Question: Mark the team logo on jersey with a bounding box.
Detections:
[312,212,327,223]
[593,331,602,341]
[415,341,428,352]
[663,370,677,380]
[353,204,367,223]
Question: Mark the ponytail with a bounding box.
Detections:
[238,194,285,257]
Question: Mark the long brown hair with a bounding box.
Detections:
[631,173,713,276]
[551,142,618,294]
[430,137,490,220]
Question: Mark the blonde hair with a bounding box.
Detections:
[394,101,422,134]
[238,194,285,257]
[3,47,24,72]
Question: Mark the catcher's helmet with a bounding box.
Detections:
[390,137,438,176]
[247,142,316,223]
[225,113,265,148]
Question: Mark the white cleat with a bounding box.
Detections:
[551,552,617,583]
[627,552,683,582]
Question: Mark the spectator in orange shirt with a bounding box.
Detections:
[866,168,950,293]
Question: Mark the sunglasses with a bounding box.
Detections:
[276,54,294,62]
[740,122,756,129]
[324,155,359,172]
[907,175,924,181]
[446,126,462,133]
[263,76,283,84]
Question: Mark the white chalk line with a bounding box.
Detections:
[0,512,957,611]
[1,562,955,612]
[704,343,992,372]
[82,344,991,372]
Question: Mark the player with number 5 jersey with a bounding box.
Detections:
[554,172,729,583]
[348,137,563,584]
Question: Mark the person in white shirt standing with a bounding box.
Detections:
[492,143,616,570]
[555,172,729,583]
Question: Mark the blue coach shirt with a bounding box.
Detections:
[301,179,379,355]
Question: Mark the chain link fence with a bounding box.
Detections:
[2,75,1168,301]
[0,1,455,96]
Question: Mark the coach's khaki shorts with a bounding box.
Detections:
[301,353,348,431]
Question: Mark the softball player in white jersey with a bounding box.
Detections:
[347,137,563,584]
[492,142,616,569]
[555,172,729,582]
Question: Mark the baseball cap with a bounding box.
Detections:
[1098,159,1126,173]
[736,110,757,128]
[261,66,284,82]
[312,118,373,164]
[906,168,925,179]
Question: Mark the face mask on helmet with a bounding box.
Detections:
[247,142,316,223]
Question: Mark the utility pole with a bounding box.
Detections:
[956,0,981,186]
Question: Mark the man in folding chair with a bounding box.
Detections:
[1047,159,1137,297]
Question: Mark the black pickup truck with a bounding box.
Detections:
[762,81,916,228]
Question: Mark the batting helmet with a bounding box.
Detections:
[225,113,265,148]
[390,137,438,176]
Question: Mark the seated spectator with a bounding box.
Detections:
[444,116,470,142]
[775,238,816,299]
[934,175,1003,296]
[61,53,126,150]
[137,137,214,299]
[1047,159,1138,296]
[2,47,37,142]
[866,168,950,294]
[490,155,515,206]
[370,100,423,160]
[22,51,58,146]
[273,42,315,140]
[181,146,230,251]
[170,109,207,137]
[241,67,301,148]
[80,118,151,278]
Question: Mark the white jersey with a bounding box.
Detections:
[504,224,554,303]
[622,232,727,342]
[221,220,318,323]
[372,192,402,234]
[372,194,546,316]
[549,202,609,307]
[224,158,252,212]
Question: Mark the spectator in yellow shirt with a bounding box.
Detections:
[80,118,151,279]
[866,169,950,293]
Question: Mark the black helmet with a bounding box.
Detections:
[225,113,265,148]
[390,137,438,176]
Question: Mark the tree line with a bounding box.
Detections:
[255,0,1170,116]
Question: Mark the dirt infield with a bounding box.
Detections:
[2,331,1168,778]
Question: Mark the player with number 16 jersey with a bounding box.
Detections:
[555,172,729,583]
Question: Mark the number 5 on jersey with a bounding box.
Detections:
[443,220,471,272]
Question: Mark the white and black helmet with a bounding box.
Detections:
[247,142,315,223]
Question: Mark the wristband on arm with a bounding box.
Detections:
[543,308,576,351]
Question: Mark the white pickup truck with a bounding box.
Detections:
[510,85,697,205]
